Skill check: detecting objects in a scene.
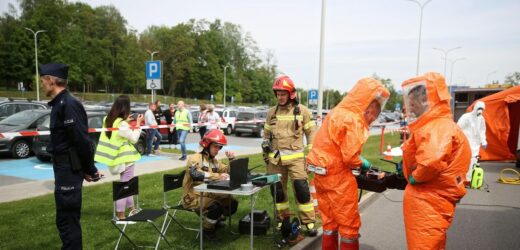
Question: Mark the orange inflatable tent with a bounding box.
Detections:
[467,86,520,161]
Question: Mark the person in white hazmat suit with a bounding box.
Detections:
[457,101,487,181]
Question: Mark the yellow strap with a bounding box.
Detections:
[304,121,316,130]
[269,152,305,161]
[276,202,289,210]
[298,203,315,212]
[281,152,304,160]
[264,124,271,131]
[276,115,303,121]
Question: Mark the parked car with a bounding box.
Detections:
[0,98,48,121]
[219,108,238,135]
[376,111,399,124]
[191,110,200,133]
[234,110,267,138]
[33,112,147,162]
[310,109,331,120]
[0,109,51,158]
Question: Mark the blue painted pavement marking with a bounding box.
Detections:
[0,155,168,181]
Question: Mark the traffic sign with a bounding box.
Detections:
[146,61,161,79]
[146,79,162,90]
[146,61,162,90]
[309,89,318,105]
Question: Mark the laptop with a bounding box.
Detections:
[207,158,249,190]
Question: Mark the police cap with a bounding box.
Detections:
[40,63,68,80]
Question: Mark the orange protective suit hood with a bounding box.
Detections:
[307,77,389,169]
[402,72,452,131]
[336,77,391,127]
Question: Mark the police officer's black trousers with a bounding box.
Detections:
[53,162,84,250]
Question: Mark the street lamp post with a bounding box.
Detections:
[223,65,229,107]
[433,46,461,77]
[317,0,327,120]
[326,88,330,110]
[486,70,497,84]
[25,28,46,101]
[406,0,433,75]
[146,50,159,102]
[447,57,465,86]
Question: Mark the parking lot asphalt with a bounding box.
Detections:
[360,161,520,250]
[299,161,520,250]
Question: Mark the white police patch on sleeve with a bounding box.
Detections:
[64,119,74,124]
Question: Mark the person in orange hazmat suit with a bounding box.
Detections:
[306,77,390,250]
[401,72,471,250]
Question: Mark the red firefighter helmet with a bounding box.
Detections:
[199,129,228,148]
[273,75,297,100]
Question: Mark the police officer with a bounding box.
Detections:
[40,63,101,250]
[263,75,318,236]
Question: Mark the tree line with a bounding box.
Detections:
[5,0,498,110]
[0,0,278,104]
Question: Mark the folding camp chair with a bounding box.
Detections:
[157,171,200,243]
[111,176,171,250]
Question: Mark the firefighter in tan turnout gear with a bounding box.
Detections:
[181,129,238,240]
[263,75,318,236]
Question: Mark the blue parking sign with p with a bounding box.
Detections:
[309,90,318,100]
[146,61,161,79]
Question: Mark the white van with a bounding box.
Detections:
[215,108,238,135]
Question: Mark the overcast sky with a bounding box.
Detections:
[2,0,519,92]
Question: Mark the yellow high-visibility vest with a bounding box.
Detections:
[94,117,141,167]
[175,109,190,131]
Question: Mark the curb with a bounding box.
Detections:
[290,191,380,250]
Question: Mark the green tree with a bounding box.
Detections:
[0,5,32,90]
[504,72,520,86]
[372,73,402,111]
[1,2,278,104]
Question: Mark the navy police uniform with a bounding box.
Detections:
[43,63,98,250]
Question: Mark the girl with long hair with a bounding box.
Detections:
[95,95,144,219]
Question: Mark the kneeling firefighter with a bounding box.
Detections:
[263,75,318,236]
[181,129,238,239]
[307,78,390,250]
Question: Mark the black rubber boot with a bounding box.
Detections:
[203,229,217,240]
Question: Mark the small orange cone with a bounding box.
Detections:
[309,178,320,218]
[385,144,392,160]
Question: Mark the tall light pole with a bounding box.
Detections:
[406,0,433,75]
[25,27,46,101]
[486,70,497,84]
[223,65,229,107]
[146,50,159,102]
[447,57,465,86]
[433,46,461,77]
[317,0,327,121]
[326,87,330,110]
